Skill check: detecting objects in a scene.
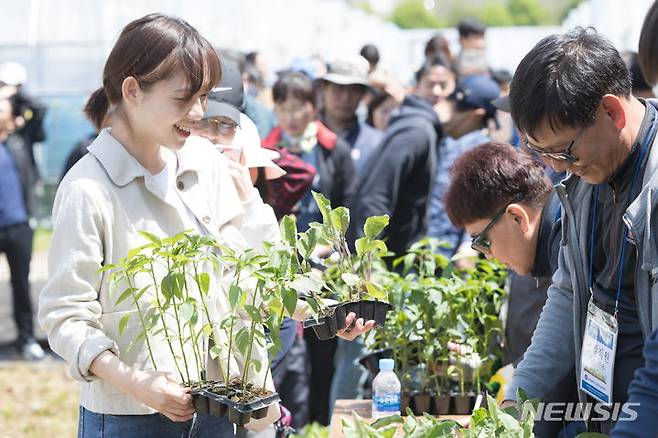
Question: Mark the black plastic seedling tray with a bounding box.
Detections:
[338,300,393,327]
[357,348,393,375]
[191,387,280,426]
[303,300,393,340]
[302,304,347,340]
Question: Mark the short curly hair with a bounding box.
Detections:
[444,142,552,228]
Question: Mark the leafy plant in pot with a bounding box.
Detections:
[447,363,476,415]
[207,245,284,425]
[301,192,392,338]
[105,231,292,426]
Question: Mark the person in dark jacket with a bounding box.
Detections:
[348,60,443,257]
[0,88,44,360]
[316,56,385,414]
[612,3,658,436]
[61,133,97,179]
[427,74,500,258]
[0,62,47,172]
[264,72,355,231]
[264,72,356,427]
[444,142,585,437]
[317,56,383,175]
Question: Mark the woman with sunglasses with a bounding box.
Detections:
[444,142,585,437]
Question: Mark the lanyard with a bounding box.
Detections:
[589,107,656,319]
[588,111,658,319]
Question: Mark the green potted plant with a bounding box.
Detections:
[105,230,299,426]
[300,192,393,338]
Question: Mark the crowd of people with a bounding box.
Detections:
[0,3,658,437]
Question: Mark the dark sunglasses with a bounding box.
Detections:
[471,194,524,254]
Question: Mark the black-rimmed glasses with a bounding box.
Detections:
[471,194,524,254]
[523,124,589,163]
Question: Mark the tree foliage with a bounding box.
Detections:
[390,0,441,29]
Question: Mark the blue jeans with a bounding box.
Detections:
[78,407,235,438]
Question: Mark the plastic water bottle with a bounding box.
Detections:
[372,358,401,418]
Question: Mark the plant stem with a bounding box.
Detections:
[126,274,157,370]
[224,266,242,388]
[262,361,272,392]
[193,263,218,383]
[148,261,184,382]
[182,264,203,383]
[241,281,262,393]
[262,306,285,390]
[168,259,191,384]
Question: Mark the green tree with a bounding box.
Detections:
[390,0,441,29]
[508,0,548,25]
[478,1,514,26]
[351,0,374,15]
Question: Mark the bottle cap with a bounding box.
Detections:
[379,358,394,370]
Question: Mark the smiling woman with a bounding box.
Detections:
[37,13,280,438]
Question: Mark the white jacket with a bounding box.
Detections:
[38,130,280,420]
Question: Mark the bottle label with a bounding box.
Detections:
[373,392,400,413]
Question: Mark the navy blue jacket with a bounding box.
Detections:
[348,95,443,256]
[611,330,658,436]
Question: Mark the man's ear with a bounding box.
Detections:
[600,94,626,131]
[507,203,530,233]
[121,76,142,108]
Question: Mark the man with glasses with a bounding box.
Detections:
[503,27,658,433]
[192,60,241,145]
[444,142,583,436]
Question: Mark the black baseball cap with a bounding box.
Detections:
[204,59,244,125]
[452,75,501,125]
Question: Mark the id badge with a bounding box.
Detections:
[579,298,618,405]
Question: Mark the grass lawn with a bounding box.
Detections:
[33,228,52,253]
[0,360,78,437]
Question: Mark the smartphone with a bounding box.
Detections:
[218,145,242,162]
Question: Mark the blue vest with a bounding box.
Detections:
[0,141,28,228]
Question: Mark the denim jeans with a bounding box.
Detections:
[78,407,235,438]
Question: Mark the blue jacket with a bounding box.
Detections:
[342,120,383,176]
[612,328,658,436]
[427,130,491,256]
[348,95,443,255]
[505,101,658,412]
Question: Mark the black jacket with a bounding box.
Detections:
[4,133,38,218]
[348,95,443,255]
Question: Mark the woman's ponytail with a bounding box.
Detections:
[84,86,109,130]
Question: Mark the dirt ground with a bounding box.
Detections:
[0,360,79,438]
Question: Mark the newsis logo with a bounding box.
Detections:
[519,402,640,423]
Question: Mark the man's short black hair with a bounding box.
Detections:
[457,18,486,38]
[510,27,632,138]
[360,44,380,67]
[272,72,315,106]
[415,54,453,84]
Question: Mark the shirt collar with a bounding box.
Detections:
[608,100,655,193]
[87,129,203,187]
